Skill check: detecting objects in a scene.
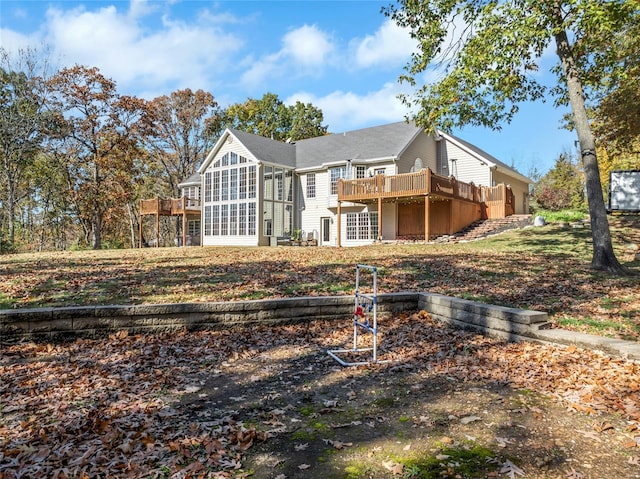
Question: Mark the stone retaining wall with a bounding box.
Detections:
[3,294,638,360]
[0,292,545,343]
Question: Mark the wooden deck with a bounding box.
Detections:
[336,169,514,246]
[139,196,201,248]
[140,197,201,217]
[338,169,485,204]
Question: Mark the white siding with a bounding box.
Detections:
[444,141,492,186]
[300,170,332,243]
[396,133,437,173]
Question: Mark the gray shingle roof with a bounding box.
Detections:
[178,172,201,186]
[294,121,422,169]
[229,128,297,168]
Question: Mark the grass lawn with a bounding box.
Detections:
[1,217,639,339]
[2,218,640,479]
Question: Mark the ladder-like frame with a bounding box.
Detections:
[327,264,383,366]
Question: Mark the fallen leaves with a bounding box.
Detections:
[1,311,640,477]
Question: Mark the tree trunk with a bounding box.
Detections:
[91,157,102,250]
[553,27,626,274]
[92,210,102,250]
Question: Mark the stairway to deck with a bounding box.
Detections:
[441,214,532,243]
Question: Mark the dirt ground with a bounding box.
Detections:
[2,311,640,479]
[190,320,640,479]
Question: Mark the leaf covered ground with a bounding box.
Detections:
[1,312,639,478]
[1,220,640,478]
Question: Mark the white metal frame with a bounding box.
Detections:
[327,264,385,366]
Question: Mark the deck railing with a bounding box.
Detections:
[338,169,484,204]
[339,169,514,218]
[140,196,201,216]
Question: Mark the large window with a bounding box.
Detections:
[346,212,379,240]
[262,165,295,237]
[203,152,258,237]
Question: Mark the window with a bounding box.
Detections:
[306,173,316,198]
[358,212,369,239]
[230,168,238,200]
[374,168,386,176]
[239,167,247,200]
[264,166,273,200]
[229,204,237,235]
[248,202,256,235]
[212,171,220,201]
[221,204,228,235]
[212,205,219,236]
[275,168,284,201]
[330,166,347,195]
[221,170,229,201]
[188,220,200,236]
[346,213,357,240]
[239,203,247,235]
[346,212,379,240]
[204,173,212,202]
[356,165,367,179]
[248,166,256,199]
[285,170,293,202]
[202,155,274,238]
[204,206,211,236]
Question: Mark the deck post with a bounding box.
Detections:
[155,199,160,247]
[449,199,454,235]
[425,169,432,241]
[182,206,187,247]
[425,196,430,241]
[377,197,382,241]
[337,200,342,247]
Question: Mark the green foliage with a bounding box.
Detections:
[533,152,586,211]
[223,92,328,141]
[392,445,497,479]
[533,209,587,223]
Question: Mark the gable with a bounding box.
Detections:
[439,131,531,184]
[199,129,296,174]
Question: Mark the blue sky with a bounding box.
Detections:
[1,0,578,176]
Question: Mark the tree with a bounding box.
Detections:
[384,0,637,274]
[145,89,221,197]
[534,151,585,211]
[48,65,148,250]
[223,92,328,141]
[588,12,640,153]
[0,47,52,251]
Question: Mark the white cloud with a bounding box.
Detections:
[241,24,334,88]
[282,24,334,67]
[286,82,411,132]
[352,19,416,69]
[0,28,38,55]
[127,0,157,19]
[38,3,243,95]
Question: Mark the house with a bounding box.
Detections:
[141,121,531,247]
